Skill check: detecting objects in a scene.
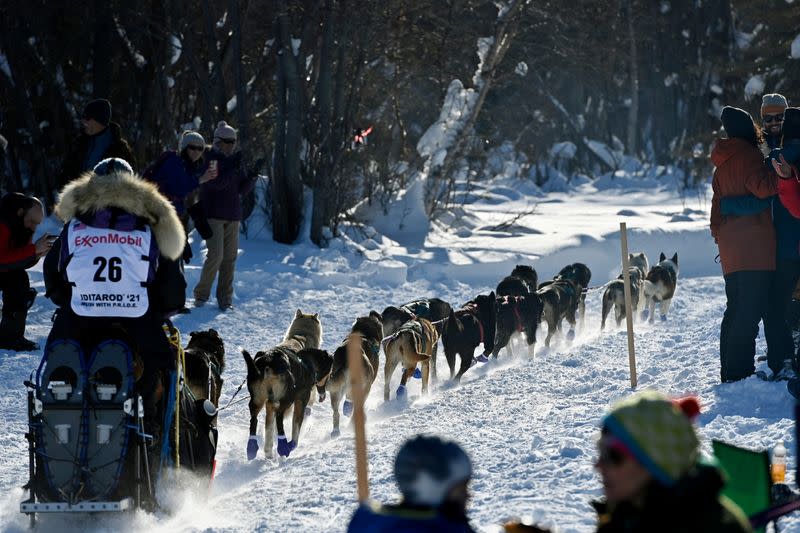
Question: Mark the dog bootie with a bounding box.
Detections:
[396,384,408,401]
[331,428,341,438]
[475,354,489,364]
[277,436,293,457]
[246,436,259,460]
[566,329,575,341]
[412,367,422,379]
[342,399,353,417]
[660,314,667,322]
[641,309,649,321]
[304,406,312,417]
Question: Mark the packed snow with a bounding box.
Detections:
[0,171,798,533]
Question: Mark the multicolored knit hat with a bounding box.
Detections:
[762,93,789,118]
[602,390,700,487]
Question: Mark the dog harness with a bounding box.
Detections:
[458,303,485,344]
[498,296,525,333]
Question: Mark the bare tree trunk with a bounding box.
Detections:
[230,0,248,158]
[310,0,335,246]
[92,0,113,98]
[624,0,639,156]
[202,0,228,118]
[272,0,304,243]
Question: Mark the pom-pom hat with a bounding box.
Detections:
[602,390,700,487]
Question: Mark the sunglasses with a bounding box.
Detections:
[186,145,204,152]
[216,138,236,145]
[764,114,784,124]
[597,439,631,467]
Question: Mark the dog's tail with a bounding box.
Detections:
[242,349,258,377]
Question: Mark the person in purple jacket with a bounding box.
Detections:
[193,121,255,311]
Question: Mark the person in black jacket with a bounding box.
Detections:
[57,99,137,189]
[44,158,186,435]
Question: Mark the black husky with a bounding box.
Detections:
[491,294,543,358]
[326,312,384,436]
[496,265,539,297]
[537,278,581,347]
[242,346,332,459]
[539,263,592,328]
[184,328,225,409]
[441,292,496,381]
[380,298,452,338]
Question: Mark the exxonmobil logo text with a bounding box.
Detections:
[74,233,143,248]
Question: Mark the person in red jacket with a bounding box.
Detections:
[0,193,53,351]
[711,106,782,382]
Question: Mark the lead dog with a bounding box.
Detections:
[384,317,443,402]
[537,278,581,347]
[642,252,679,322]
[242,309,324,459]
[491,294,543,358]
[441,292,496,381]
[326,311,383,437]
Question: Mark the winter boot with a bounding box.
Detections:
[0,309,38,351]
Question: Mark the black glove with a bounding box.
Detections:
[182,242,193,264]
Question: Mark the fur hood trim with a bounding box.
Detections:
[55,170,185,260]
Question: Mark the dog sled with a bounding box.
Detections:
[20,322,218,527]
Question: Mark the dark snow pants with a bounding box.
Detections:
[763,260,800,374]
[720,271,772,383]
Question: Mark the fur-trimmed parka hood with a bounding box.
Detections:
[55,169,185,260]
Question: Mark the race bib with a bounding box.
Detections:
[65,220,152,318]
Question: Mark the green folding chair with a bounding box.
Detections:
[712,440,772,533]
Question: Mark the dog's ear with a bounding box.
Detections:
[671,253,678,264]
[295,309,303,318]
[489,290,495,299]
[210,328,218,335]
[313,312,319,319]
[659,252,666,262]
[369,310,382,321]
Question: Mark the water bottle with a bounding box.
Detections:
[771,440,787,484]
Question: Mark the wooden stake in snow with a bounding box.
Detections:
[619,222,638,388]
[347,334,370,501]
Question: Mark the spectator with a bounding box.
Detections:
[347,434,476,533]
[0,193,52,351]
[720,97,800,380]
[193,121,255,311]
[144,130,218,263]
[710,106,781,383]
[43,157,186,441]
[592,390,752,533]
[58,98,136,189]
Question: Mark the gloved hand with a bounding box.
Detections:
[182,242,193,264]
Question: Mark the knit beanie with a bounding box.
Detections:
[602,390,700,487]
[213,121,237,141]
[394,435,472,507]
[83,99,112,127]
[762,93,789,118]
[720,106,757,145]
[92,157,133,177]
[179,130,206,152]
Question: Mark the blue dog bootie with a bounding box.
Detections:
[412,367,422,379]
[396,384,408,401]
[304,406,312,417]
[566,329,576,341]
[342,399,353,417]
[246,436,259,460]
[277,436,294,457]
[641,309,650,321]
[660,314,667,322]
[331,428,341,438]
[475,354,489,364]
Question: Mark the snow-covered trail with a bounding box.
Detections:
[2,271,797,532]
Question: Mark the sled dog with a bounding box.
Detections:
[491,294,543,358]
[442,292,496,381]
[642,252,679,322]
[496,265,539,297]
[383,317,443,402]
